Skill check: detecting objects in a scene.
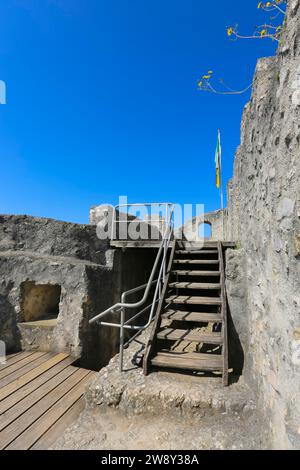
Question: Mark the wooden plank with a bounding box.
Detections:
[2,352,20,360]
[0,352,46,380]
[0,352,35,371]
[6,372,94,450]
[0,355,77,415]
[172,270,221,277]
[31,397,85,450]
[175,250,218,255]
[176,241,218,249]
[0,352,50,387]
[157,327,222,344]
[173,259,219,265]
[0,366,77,431]
[161,310,222,323]
[151,351,223,371]
[111,241,162,248]
[165,295,222,305]
[0,352,69,401]
[0,368,90,450]
[218,241,229,386]
[169,282,221,290]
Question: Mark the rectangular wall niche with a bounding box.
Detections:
[20,282,61,322]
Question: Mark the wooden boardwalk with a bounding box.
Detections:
[0,351,95,450]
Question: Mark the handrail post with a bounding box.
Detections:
[119,306,125,372]
[165,204,169,238]
[111,206,116,241]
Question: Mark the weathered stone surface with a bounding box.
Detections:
[225,248,248,378]
[226,1,300,449]
[177,209,227,242]
[86,328,256,419]
[53,327,269,450]
[0,214,108,264]
[52,405,268,450]
[90,204,162,242]
[0,215,157,370]
[0,249,109,363]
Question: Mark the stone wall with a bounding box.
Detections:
[0,215,157,370]
[90,204,162,241]
[177,209,227,241]
[226,0,300,449]
[0,214,108,264]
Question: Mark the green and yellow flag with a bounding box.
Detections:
[215,129,222,189]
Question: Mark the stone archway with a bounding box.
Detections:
[175,209,226,242]
[198,221,212,239]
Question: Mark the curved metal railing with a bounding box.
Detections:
[89,203,175,371]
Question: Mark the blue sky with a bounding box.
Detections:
[0,0,277,224]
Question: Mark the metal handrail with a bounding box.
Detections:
[89,203,175,371]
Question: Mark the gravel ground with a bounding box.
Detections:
[52,406,269,450]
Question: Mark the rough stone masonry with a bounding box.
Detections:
[0,215,157,370]
[226,0,300,449]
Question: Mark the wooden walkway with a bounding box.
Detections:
[0,351,95,450]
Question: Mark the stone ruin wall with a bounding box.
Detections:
[226,0,300,448]
[0,215,157,370]
[177,209,227,242]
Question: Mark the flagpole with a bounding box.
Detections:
[218,128,225,240]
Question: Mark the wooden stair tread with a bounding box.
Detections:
[166,295,221,305]
[173,259,219,264]
[143,241,229,386]
[172,270,220,276]
[175,250,218,255]
[157,328,223,344]
[151,351,223,371]
[169,282,221,290]
[176,242,218,248]
[162,310,222,323]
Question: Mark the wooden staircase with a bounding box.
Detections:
[143,241,229,385]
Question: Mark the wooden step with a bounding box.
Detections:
[166,295,222,305]
[173,259,219,265]
[175,250,218,255]
[176,242,218,249]
[169,282,221,290]
[157,328,223,344]
[161,310,222,323]
[151,351,223,371]
[172,270,221,277]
